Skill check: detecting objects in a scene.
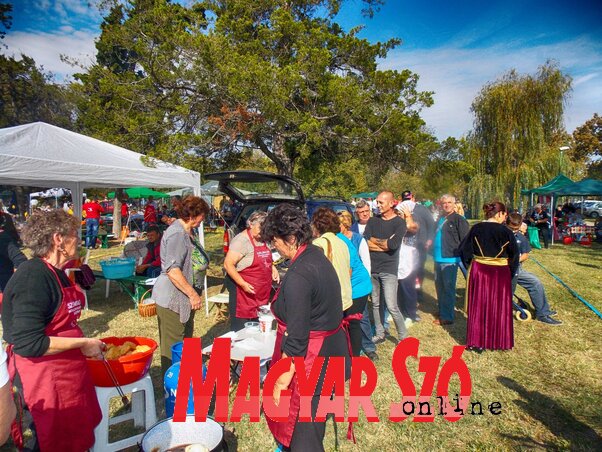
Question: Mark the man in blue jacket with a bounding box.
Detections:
[433,194,469,325]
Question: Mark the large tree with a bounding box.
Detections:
[467,62,574,212]
[73,0,434,181]
[0,54,74,128]
[572,113,602,179]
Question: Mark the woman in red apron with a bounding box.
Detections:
[260,204,351,451]
[224,211,279,331]
[1,210,104,451]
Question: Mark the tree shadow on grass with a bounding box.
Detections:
[418,289,468,346]
[497,376,602,449]
[78,283,134,337]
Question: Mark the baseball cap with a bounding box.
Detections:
[401,190,412,201]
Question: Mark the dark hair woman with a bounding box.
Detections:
[460,202,519,352]
[151,195,210,375]
[261,204,351,451]
[0,213,27,292]
[1,210,104,451]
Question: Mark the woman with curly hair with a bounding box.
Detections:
[1,209,104,451]
[152,195,210,375]
[460,202,519,352]
[262,204,350,452]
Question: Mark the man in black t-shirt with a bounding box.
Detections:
[364,191,408,343]
[508,215,562,325]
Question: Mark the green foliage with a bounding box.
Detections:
[572,113,602,178]
[422,137,475,201]
[0,2,11,40]
[0,54,74,128]
[467,61,575,212]
[73,0,434,183]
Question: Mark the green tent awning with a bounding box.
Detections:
[555,178,602,196]
[107,187,170,199]
[521,174,574,196]
[351,191,378,198]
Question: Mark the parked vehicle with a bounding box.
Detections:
[204,170,355,253]
[582,200,602,218]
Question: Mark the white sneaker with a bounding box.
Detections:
[405,318,413,329]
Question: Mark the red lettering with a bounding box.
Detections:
[436,346,471,422]
[315,357,346,422]
[413,355,441,422]
[295,357,324,422]
[229,357,261,422]
[262,357,293,422]
[174,338,230,422]
[389,338,419,422]
[347,357,379,422]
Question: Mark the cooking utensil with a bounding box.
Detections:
[101,354,130,408]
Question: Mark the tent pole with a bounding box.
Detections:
[551,194,555,246]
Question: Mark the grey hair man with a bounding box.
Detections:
[351,199,371,235]
[432,194,469,325]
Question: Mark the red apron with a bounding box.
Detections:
[265,246,358,448]
[7,260,102,452]
[235,229,273,318]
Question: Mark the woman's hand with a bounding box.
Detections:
[189,292,203,310]
[271,265,280,283]
[81,338,106,359]
[273,373,294,407]
[273,354,295,406]
[241,281,256,294]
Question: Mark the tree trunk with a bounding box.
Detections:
[14,186,30,221]
[256,135,296,177]
[112,188,124,236]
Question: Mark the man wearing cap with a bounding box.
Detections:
[401,191,435,292]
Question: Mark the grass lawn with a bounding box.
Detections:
[3,231,601,451]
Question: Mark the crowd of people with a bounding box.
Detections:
[0,188,570,451]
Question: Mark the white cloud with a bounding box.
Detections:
[1,29,98,80]
[381,36,602,138]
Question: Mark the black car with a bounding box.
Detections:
[204,170,354,252]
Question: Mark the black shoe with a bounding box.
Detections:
[467,346,484,354]
[372,334,386,344]
[548,310,558,317]
[366,351,379,361]
[537,315,563,326]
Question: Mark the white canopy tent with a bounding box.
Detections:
[0,122,210,311]
[0,122,201,222]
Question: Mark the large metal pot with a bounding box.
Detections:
[139,415,227,452]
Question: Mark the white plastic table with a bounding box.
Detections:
[202,328,276,363]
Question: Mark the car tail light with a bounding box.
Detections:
[223,228,230,254]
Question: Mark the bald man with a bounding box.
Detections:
[364,191,408,343]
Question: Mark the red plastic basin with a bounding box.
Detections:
[86,336,157,387]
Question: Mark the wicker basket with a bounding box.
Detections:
[138,290,157,317]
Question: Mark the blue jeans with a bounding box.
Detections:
[85,218,99,248]
[434,262,458,322]
[360,302,376,354]
[512,267,553,318]
[371,272,407,340]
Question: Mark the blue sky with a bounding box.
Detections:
[3,0,602,139]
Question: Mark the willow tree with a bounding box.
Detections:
[467,62,572,213]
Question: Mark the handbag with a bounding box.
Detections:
[75,264,96,290]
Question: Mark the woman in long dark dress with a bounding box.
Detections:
[261,204,351,452]
[460,202,519,352]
